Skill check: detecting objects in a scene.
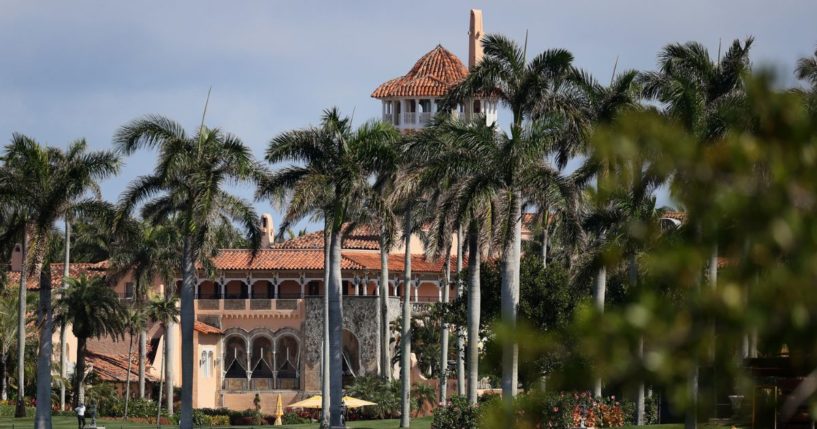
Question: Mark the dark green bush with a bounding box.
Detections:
[431,395,480,429]
[282,411,310,424]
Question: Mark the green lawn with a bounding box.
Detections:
[0,416,733,429]
[0,415,433,429]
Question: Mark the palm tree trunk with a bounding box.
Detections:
[165,323,174,415]
[455,225,465,397]
[594,265,606,398]
[179,234,196,429]
[60,217,70,412]
[685,365,698,429]
[542,204,549,269]
[379,229,391,381]
[74,336,87,407]
[328,224,344,428]
[400,212,412,428]
[501,192,522,401]
[628,253,646,426]
[138,329,146,399]
[124,332,134,419]
[35,268,53,429]
[156,339,165,427]
[15,229,27,418]
[1,349,7,401]
[466,221,481,405]
[439,244,451,407]
[321,224,330,429]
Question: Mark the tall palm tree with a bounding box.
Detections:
[123,307,147,419]
[445,35,583,399]
[145,295,179,425]
[0,286,21,401]
[114,114,262,428]
[568,68,642,399]
[640,38,752,429]
[34,267,53,429]
[0,134,119,416]
[55,275,127,406]
[109,220,178,399]
[261,108,397,427]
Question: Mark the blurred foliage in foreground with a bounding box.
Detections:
[480,73,817,427]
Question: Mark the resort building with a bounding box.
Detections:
[5,9,531,414]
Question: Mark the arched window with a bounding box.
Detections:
[224,336,247,379]
[473,100,482,114]
[276,335,300,390]
[342,329,361,386]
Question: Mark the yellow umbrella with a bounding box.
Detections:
[342,396,377,408]
[287,395,377,409]
[274,394,283,425]
[287,395,323,409]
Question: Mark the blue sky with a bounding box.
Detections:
[2,0,816,231]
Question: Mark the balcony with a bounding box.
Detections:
[419,112,432,125]
[402,112,417,124]
[383,113,393,123]
[195,298,304,318]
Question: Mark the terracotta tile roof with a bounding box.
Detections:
[86,351,159,383]
[372,45,468,98]
[87,324,161,357]
[6,261,108,290]
[194,321,223,335]
[272,224,380,250]
[211,249,364,271]
[660,211,687,222]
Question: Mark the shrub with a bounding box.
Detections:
[192,409,212,426]
[345,375,400,419]
[282,411,310,424]
[431,395,480,429]
[210,415,230,426]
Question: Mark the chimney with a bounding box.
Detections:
[468,9,484,70]
[10,243,22,272]
[260,213,274,247]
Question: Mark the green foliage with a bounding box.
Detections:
[84,382,121,417]
[411,383,437,416]
[209,414,230,426]
[431,395,480,429]
[282,410,309,424]
[483,391,629,429]
[345,375,400,419]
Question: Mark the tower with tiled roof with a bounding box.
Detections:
[371,9,498,133]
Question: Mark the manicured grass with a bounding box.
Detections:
[0,416,733,429]
[0,415,433,428]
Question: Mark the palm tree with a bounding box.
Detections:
[795,45,817,111]
[114,114,262,428]
[55,275,127,406]
[568,68,642,399]
[261,108,398,427]
[145,295,179,425]
[640,38,752,428]
[109,220,178,399]
[0,286,20,401]
[123,307,147,419]
[445,35,583,399]
[0,135,119,416]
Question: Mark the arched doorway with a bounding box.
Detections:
[223,336,247,390]
[342,329,361,386]
[276,335,300,390]
[250,336,274,390]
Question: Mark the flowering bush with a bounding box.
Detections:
[495,391,629,429]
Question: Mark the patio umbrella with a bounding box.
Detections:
[274,394,283,425]
[287,395,377,409]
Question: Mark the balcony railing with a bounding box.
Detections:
[402,112,417,124]
[419,112,432,124]
[383,113,393,123]
[195,298,305,314]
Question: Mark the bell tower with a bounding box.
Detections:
[468,9,484,70]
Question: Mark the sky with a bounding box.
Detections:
[1,0,816,232]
